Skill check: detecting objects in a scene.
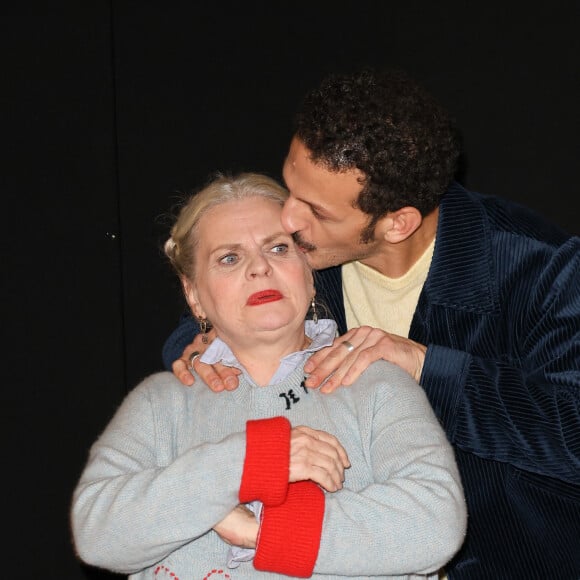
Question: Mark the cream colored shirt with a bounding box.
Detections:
[343,238,435,337]
[344,238,446,580]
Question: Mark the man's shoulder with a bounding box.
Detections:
[442,182,573,247]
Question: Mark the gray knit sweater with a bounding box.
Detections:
[72,321,466,579]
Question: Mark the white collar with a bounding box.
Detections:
[200,319,338,384]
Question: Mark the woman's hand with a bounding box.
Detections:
[213,504,259,548]
[172,329,241,390]
[289,426,350,492]
[303,326,427,393]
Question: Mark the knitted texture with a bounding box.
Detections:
[255,481,324,577]
[239,417,290,505]
[72,361,465,578]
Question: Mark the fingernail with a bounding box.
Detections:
[225,376,237,388]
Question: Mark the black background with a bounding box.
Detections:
[2,2,578,578]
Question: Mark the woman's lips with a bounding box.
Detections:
[247,289,283,306]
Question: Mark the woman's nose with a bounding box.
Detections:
[247,253,272,278]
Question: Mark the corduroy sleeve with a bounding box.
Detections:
[239,416,291,506]
[254,481,324,577]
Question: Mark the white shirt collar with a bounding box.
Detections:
[199,319,338,384]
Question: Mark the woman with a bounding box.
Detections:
[71,173,466,579]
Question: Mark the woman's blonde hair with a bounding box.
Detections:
[164,172,289,281]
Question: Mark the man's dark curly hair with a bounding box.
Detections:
[294,68,461,241]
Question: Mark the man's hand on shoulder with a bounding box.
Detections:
[303,326,427,393]
[172,329,241,390]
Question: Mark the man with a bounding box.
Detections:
[163,69,580,578]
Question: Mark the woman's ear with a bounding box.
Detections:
[377,207,423,243]
[181,276,205,319]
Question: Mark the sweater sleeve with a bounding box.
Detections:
[239,416,291,506]
[254,481,325,577]
[71,374,248,574]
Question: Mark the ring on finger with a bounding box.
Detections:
[188,351,201,369]
[341,340,355,353]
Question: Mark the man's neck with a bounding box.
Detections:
[359,208,439,278]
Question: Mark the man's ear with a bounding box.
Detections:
[378,206,423,243]
[181,276,205,319]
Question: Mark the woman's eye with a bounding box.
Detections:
[219,253,238,265]
[271,243,289,255]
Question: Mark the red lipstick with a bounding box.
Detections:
[247,289,283,306]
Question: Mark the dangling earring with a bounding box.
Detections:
[199,317,210,343]
[311,297,318,324]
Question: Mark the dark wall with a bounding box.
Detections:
[3,2,578,577]
[3,4,125,579]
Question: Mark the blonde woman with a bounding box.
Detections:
[72,173,466,579]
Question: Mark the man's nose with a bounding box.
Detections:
[281,197,304,234]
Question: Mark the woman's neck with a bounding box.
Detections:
[232,333,311,387]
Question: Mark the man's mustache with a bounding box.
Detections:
[292,231,316,252]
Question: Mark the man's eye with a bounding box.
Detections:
[219,253,238,265]
[271,244,289,254]
[310,206,325,220]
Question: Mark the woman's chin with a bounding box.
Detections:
[248,314,303,334]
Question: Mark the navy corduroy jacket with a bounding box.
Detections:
[163,183,580,579]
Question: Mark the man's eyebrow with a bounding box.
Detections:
[307,198,327,210]
[285,186,329,216]
[301,198,333,218]
[281,170,334,217]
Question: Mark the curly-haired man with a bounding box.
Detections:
[165,68,580,579]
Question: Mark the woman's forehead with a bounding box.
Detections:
[198,197,287,243]
[202,197,282,225]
